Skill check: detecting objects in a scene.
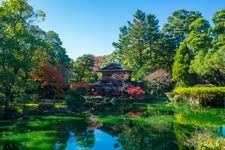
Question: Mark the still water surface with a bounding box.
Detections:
[1,102,225,150]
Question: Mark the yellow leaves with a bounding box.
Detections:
[15,22,25,32]
[174,87,225,97]
[188,131,225,150]
[28,71,42,82]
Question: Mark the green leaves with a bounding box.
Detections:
[0,0,70,110]
[174,87,225,106]
[111,10,161,80]
[171,9,225,86]
[163,9,202,48]
[71,54,95,83]
[212,9,225,25]
[172,41,195,86]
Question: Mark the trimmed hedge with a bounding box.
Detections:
[173,87,225,107]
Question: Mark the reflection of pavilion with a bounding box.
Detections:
[64,129,121,150]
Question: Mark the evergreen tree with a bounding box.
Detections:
[128,9,147,70]
[144,14,160,58]
[172,41,194,86]
[112,26,130,65]
[189,18,212,79]
[163,9,202,48]
[112,10,161,80]
[71,54,95,83]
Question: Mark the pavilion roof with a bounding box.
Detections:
[97,63,132,72]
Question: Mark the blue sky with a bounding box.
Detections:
[22,1,225,59]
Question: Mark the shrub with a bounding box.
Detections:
[165,92,175,101]
[65,95,85,109]
[166,92,183,102]
[70,82,90,90]
[126,86,145,100]
[15,94,31,104]
[31,94,41,101]
[144,69,174,97]
[15,94,41,104]
[173,95,184,103]
[174,87,225,107]
[2,106,20,118]
[38,103,54,111]
[74,87,88,96]
[65,87,88,109]
[144,91,155,100]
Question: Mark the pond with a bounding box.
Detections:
[1,102,225,150]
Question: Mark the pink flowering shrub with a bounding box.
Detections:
[126,86,145,99]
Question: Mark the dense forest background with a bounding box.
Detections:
[1,0,225,111]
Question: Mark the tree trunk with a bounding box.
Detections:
[138,40,143,69]
[4,89,12,111]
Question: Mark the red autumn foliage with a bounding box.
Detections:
[126,86,145,99]
[70,82,90,90]
[40,65,65,89]
[29,65,65,97]
[128,112,143,118]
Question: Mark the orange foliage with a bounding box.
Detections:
[70,82,90,90]
[29,65,65,97]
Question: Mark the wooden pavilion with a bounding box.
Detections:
[91,63,133,96]
[97,63,132,81]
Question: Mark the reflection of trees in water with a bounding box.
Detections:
[65,115,105,148]
[115,121,178,150]
[1,142,21,150]
[74,129,95,147]
[174,111,212,149]
[68,119,95,148]
[173,122,194,149]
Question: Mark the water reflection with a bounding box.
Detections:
[116,121,178,150]
[1,103,225,150]
[56,116,179,150]
[218,126,225,137]
[1,141,21,150]
[64,129,121,150]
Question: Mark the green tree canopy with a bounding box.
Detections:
[0,0,45,111]
[71,54,95,83]
[172,41,195,86]
[112,10,161,80]
[163,9,202,48]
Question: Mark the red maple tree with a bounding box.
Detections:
[126,86,145,99]
[29,65,65,98]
